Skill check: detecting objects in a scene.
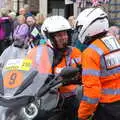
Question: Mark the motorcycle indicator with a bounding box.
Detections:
[3,70,23,88]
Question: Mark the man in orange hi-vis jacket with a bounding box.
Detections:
[76,7,120,120]
[26,15,83,120]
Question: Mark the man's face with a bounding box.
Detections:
[19,8,26,15]
[53,31,69,49]
[26,17,35,26]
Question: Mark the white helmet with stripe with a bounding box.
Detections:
[76,7,109,43]
[41,15,71,36]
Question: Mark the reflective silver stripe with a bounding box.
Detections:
[47,47,54,65]
[66,55,71,66]
[74,57,81,63]
[102,88,120,95]
[36,46,43,65]
[101,56,107,70]
[101,67,120,76]
[89,44,104,56]
[83,69,100,76]
[71,57,81,64]
[81,96,99,104]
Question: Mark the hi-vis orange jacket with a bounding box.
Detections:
[78,36,120,120]
[26,45,81,96]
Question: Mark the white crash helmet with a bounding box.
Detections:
[76,7,109,43]
[41,15,71,36]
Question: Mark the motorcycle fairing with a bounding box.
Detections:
[0,45,54,107]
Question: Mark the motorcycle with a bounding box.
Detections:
[0,46,82,120]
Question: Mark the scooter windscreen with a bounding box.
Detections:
[0,45,54,108]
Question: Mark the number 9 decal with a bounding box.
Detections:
[3,71,23,88]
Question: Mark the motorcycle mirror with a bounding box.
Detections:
[37,67,79,98]
[59,66,79,79]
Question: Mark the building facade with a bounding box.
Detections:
[3,0,120,26]
[109,0,120,26]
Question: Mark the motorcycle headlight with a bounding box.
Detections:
[20,103,38,119]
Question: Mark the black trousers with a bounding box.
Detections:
[93,101,120,120]
[61,95,79,120]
